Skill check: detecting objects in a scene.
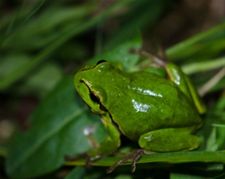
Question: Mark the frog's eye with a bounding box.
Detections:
[87,87,107,112]
[96,59,107,65]
[89,91,100,104]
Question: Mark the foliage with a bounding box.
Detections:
[0,0,225,178]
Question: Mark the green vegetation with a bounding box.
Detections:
[0,0,225,178]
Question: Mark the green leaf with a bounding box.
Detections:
[203,95,225,151]
[1,5,93,50]
[6,76,107,178]
[105,0,170,49]
[182,56,225,75]
[65,167,85,179]
[0,54,30,90]
[5,19,142,178]
[170,173,205,179]
[66,150,225,167]
[0,0,46,36]
[90,33,142,71]
[0,1,133,91]
[0,145,7,157]
[18,63,63,98]
[166,22,225,61]
[115,175,132,179]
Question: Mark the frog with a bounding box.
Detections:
[74,59,205,161]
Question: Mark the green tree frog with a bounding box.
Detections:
[74,60,205,156]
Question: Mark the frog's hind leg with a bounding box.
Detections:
[138,127,202,152]
[165,63,206,114]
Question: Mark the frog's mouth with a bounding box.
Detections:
[79,79,107,114]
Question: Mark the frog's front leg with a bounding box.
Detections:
[65,115,121,164]
[88,114,121,157]
[138,127,202,152]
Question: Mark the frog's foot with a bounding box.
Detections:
[130,149,145,172]
[107,149,144,173]
[139,128,201,152]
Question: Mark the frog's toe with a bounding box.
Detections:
[107,149,144,173]
[131,149,144,172]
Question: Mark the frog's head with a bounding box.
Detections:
[74,60,124,114]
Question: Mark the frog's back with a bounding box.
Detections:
[108,71,202,141]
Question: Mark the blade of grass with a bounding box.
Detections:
[182,56,225,74]
[0,0,133,90]
[166,22,225,60]
[1,0,46,37]
[20,0,47,24]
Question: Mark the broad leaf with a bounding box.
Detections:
[6,76,107,178]
[65,167,85,179]
[6,23,142,178]
[90,34,141,70]
[0,54,30,90]
[105,0,171,49]
[18,63,63,98]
